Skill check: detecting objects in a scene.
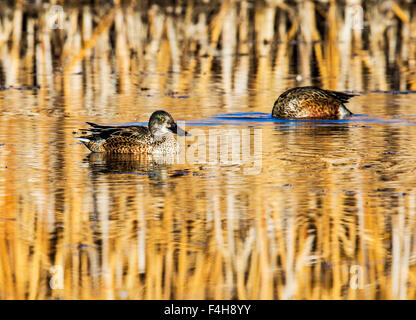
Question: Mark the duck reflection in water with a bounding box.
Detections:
[84,152,183,182]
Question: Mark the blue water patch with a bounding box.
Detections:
[393,114,416,118]
[370,90,416,95]
[214,112,270,117]
[385,101,409,104]
[79,112,416,128]
[192,112,416,127]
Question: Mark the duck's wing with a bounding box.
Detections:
[76,124,152,153]
[82,123,149,138]
[282,87,357,104]
[102,126,150,139]
[297,95,347,118]
[100,126,154,153]
[322,89,357,104]
[85,122,146,133]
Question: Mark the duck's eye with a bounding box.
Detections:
[160,116,166,122]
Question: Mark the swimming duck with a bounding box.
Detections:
[76,110,189,154]
[272,86,355,119]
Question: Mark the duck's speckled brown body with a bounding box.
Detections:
[272,86,355,119]
[76,110,188,154]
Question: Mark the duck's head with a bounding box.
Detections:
[148,110,189,136]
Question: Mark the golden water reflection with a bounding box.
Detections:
[1,1,416,299]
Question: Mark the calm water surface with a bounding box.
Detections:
[1,4,416,299]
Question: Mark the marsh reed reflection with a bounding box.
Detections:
[1,0,416,299]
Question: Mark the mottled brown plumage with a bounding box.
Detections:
[76,110,188,154]
[272,86,355,119]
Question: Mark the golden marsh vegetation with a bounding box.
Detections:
[1,0,416,299]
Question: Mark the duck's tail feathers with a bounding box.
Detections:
[74,137,92,143]
[86,121,110,129]
[74,136,104,152]
[328,90,357,103]
[339,104,353,118]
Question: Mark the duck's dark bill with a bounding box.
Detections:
[170,122,190,136]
